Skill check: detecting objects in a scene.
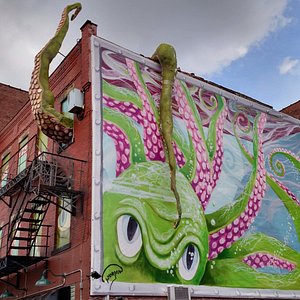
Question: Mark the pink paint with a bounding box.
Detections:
[126,58,165,162]
[174,80,227,210]
[103,120,131,176]
[209,114,267,259]
[243,252,295,272]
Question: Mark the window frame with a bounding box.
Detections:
[17,136,28,174]
[1,152,10,187]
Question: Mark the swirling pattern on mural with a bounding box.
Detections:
[101,48,300,289]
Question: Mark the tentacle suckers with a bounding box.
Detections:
[29,3,82,143]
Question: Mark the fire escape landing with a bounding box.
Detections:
[0,136,85,277]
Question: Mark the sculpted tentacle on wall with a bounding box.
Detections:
[29,3,81,143]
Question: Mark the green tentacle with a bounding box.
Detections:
[201,93,226,161]
[152,44,181,228]
[177,132,196,181]
[267,177,300,242]
[205,113,260,233]
[233,115,300,242]
[269,149,300,177]
[29,3,82,143]
[103,80,143,109]
[233,112,253,162]
[132,61,160,122]
[179,81,207,147]
[178,82,226,171]
[39,3,82,128]
[203,233,300,289]
[103,107,146,164]
[104,66,195,184]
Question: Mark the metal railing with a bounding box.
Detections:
[0,221,51,259]
[0,135,38,201]
[28,151,86,196]
[0,134,86,264]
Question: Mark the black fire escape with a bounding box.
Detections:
[0,135,85,277]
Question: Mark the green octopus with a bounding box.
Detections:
[103,161,208,284]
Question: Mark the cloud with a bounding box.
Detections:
[0,0,291,90]
[279,56,300,74]
[178,0,290,76]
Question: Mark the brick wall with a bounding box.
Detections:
[281,100,300,119]
[0,83,29,131]
[0,20,97,300]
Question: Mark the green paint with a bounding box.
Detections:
[103,80,143,109]
[29,3,81,143]
[38,3,81,128]
[101,31,300,290]
[206,113,260,233]
[204,233,300,289]
[151,44,181,227]
[104,107,146,164]
[103,161,208,284]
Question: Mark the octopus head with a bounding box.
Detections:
[103,161,208,284]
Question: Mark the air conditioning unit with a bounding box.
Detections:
[168,286,191,300]
[67,88,84,114]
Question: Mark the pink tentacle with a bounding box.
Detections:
[268,173,300,206]
[103,120,131,176]
[210,103,228,190]
[173,142,185,168]
[126,58,165,161]
[209,114,267,259]
[103,96,143,125]
[243,252,295,271]
[270,147,300,162]
[235,114,253,159]
[269,147,300,177]
[174,80,214,209]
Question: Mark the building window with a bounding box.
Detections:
[10,214,19,256]
[58,98,74,151]
[47,286,73,299]
[55,197,71,250]
[1,153,10,187]
[30,208,43,257]
[0,222,3,251]
[61,97,74,121]
[38,130,48,155]
[18,136,28,174]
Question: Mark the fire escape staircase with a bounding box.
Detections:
[0,144,85,277]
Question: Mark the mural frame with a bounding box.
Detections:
[90,35,300,298]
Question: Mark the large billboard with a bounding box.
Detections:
[91,37,300,297]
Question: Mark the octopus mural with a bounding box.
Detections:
[29,3,300,291]
[101,49,300,289]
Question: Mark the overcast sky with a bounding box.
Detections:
[1,0,300,110]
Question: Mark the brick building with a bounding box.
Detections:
[0,21,96,299]
[0,83,29,131]
[0,17,300,300]
[281,100,300,119]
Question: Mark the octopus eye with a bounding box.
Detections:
[117,215,142,257]
[178,244,200,281]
